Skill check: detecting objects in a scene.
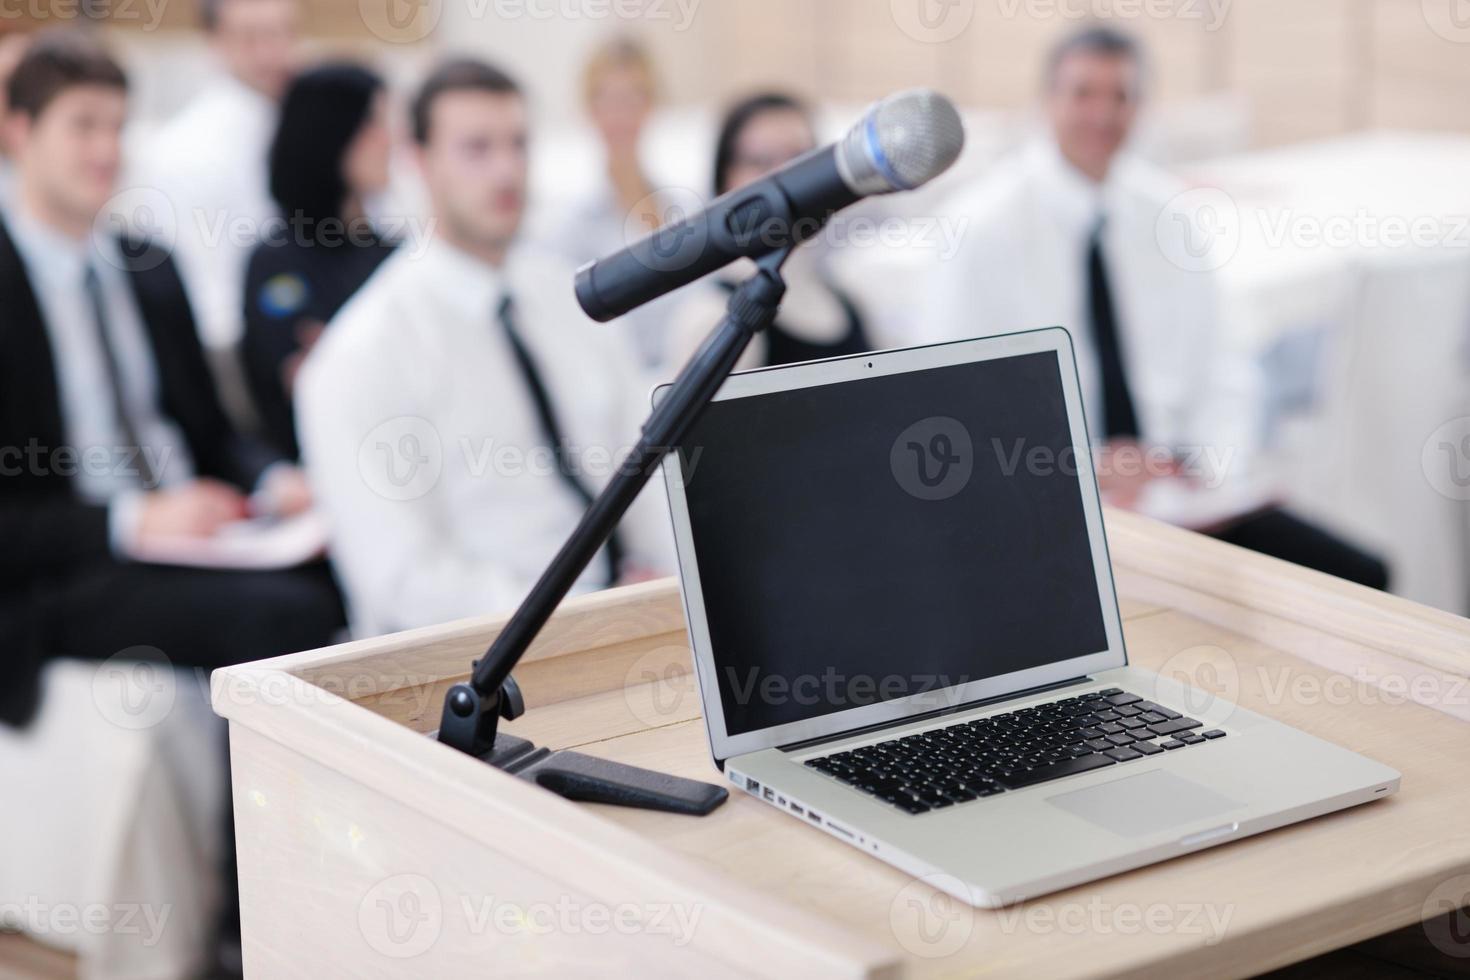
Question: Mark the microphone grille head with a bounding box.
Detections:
[838,89,965,195]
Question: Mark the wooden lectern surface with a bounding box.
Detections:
[213,510,1470,978]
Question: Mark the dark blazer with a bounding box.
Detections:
[241,233,396,459]
[0,216,277,726]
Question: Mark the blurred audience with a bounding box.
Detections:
[242,63,397,460]
[667,92,874,371]
[921,26,1388,588]
[0,31,31,200]
[133,0,300,349]
[545,37,673,372]
[297,59,672,636]
[0,32,341,727]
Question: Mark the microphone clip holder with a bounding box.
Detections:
[435,244,798,815]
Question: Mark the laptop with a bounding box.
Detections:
[657,327,1400,908]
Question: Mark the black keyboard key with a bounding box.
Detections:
[1179,733,1206,745]
[811,692,1161,811]
[994,753,1115,789]
[1202,729,1227,739]
[1147,717,1203,738]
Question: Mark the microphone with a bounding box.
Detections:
[574,88,965,322]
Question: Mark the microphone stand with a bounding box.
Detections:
[435,244,797,814]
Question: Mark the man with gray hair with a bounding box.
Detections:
[923,24,1387,588]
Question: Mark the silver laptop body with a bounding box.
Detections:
[658,327,1399,907]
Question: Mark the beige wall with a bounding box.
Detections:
[54,0,1470,147]
[626,0,1470,147]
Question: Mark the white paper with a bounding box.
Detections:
[130,510,329,570]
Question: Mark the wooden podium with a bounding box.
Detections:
[212,511,1470,978]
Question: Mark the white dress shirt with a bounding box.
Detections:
[131,74,278,349]
[7,205,196,546]
[921,139,1262,480]
[296,235,675,636]
[540,180,685,375]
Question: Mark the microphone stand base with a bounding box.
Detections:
[435,731,729,816]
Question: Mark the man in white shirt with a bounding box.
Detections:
[924,26,1387,588]
[0,33,340,728]
[132,0,299,349]
[297,59,673,636]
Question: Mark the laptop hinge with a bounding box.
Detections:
[775,675,1094,754]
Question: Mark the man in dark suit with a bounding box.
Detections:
[0,32,342,727]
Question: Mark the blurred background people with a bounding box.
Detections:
[667,92,874,371]
[0,31,32,199]
[4,4,1470,975]
[0,31,342,730]
[241,62,397,460]
[132,0,300,351]
[921,26,1387,588]
[297,59,671,636]
[543,36,674,372]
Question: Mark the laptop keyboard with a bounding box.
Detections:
[803,688,1226,815]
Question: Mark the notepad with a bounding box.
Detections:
[131,510,329,570]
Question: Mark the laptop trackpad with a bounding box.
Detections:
[1046,769,1244,838]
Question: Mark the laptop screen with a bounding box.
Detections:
[676,349,1109,738]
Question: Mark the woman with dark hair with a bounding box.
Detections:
[242,62,396,458]
[668,91,874,370]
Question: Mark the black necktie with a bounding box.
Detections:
[1086,219,1141,441]
[83,264,158,488]
[496,293,626,588]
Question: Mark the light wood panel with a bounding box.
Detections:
[213,508,1470,978]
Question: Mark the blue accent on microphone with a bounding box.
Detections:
[864,114,907,190]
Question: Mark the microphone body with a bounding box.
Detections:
[575,89,965,322]
[575,146,851,323]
